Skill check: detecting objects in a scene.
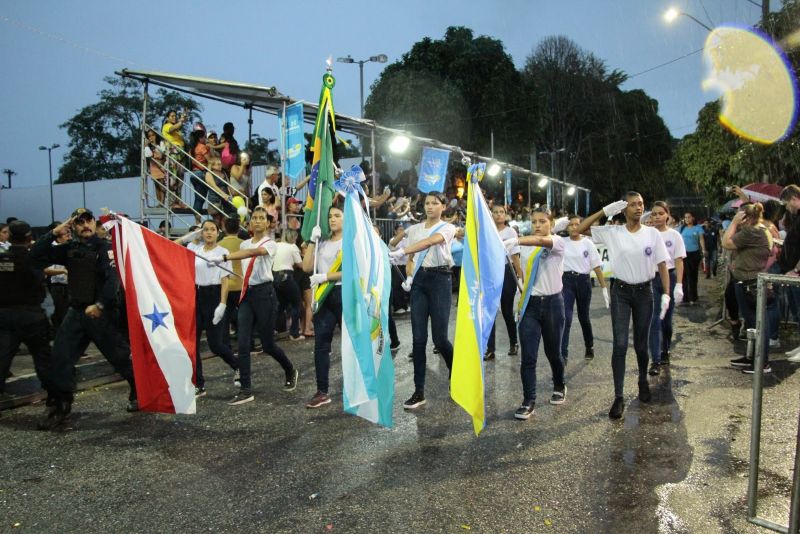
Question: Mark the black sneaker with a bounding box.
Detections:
[195,387,207,398]
[514,400,535,420]
[660,351,671,365]
[407,352,413,361]
[638,381,652,403]
[284,368,299,391]
[742,362,772,374]
[390,341,401,353]
[549,386,567,405]
[37,400,72,430]
[233,370,241,387]
[609,397,625,419]
[403,391,426,410]
[730,356,752,368]
[228,390,254,406]
[585,347,595,360]
[483,350,495,361]
[648,362,660,376]
[305,391,332,408]
[126,399,140,412]
[433,347,440,354]
[508,344,518,356]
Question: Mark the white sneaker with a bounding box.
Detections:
[769,338,781,349]
[788,352,800,363]
[785,344,800,357]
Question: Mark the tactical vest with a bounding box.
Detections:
[66,246,99,306]
[0,247,45,306]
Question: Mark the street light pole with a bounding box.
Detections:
[1,168,16,189]
[39,143,60,224]
[663,7,713,31]
[336,54,389,118]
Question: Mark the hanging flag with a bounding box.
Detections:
[301,71,337,242]
[504,168,512,207]
[451,163,506,435]
[110,216,197,414]
[417,146,450,193]
[339,166,394,427]
[280,101,306,199]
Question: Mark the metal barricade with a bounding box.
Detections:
[748,272,800,533]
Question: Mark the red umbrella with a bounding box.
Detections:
[742,183,782,202]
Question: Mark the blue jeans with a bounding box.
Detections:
[312,286,341,393]
[649,270,676,364]
[610,280,653,397]
[237,282,294,392]
[733,280,771,364]
[488,268,518,352]
[518,293,565,403]
[410,269,453,392]
[190,170,208,213]
[561,272,593,360]
[195,285,238,388]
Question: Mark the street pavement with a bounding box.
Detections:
[1,276,798,533]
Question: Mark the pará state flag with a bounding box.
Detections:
[110,216,197,414]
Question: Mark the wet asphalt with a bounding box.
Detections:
[1,276,798,533]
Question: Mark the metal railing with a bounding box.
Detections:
[748,272,800,533]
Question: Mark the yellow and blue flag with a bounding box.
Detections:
[451,163,506,435]
[339,166,394,428]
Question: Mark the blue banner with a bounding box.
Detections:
[417,147,450,193]
[504,168,512,206]
[281,102,305,198]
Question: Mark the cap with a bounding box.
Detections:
[9,220,32,239]
[287,197,302,205]
[71,208,94,221]
[207,130,217,138]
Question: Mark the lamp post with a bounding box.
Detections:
[663,7,713,31]
[539,148,565,208]
[38,143,60,224]
[336,54,389,118]
[1,168,16,189]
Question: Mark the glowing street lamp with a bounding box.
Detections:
[336,53,389,117]
[537,177,549,189]
[487,162,501,177]
[663,6,713,31]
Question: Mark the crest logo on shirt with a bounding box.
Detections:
[665,240,673,247]
[644,246,653,256]
[583,250,589,258]
[542,249,550,258]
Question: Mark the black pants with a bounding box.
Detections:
[51,306,136,401]
[275,273,302,338]
[49,284,69,330]
[195,285,238,389]
[683,250,702,303]
[0,307,58,398]
[312,286,342,393]
[488,268,518,352]
[391,265,408,311]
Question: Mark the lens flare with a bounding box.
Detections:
[702,25,798,144]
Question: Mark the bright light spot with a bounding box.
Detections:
[567,186,576,196]
[537,177,548,189]
[487,163,501,177]
[703,25,798,144]
[664,7,679,23]
[389,135,410,154]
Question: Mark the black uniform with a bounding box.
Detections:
[0,245,58,401]
[30,231,137,402]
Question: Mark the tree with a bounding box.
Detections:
[58,76,201,184]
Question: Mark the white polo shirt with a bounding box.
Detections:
[272,242,301,272]
[563,237,602,274]
[498,226,520,255]
[240,236,277,285]
[656,228,687,271]
[317,238,343,286]
[406,221,456,268]
[520,234,566,297]
[591,225,668,284]
[188,242,231,286]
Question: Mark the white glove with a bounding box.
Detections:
[659,294,671,320]
[310,273,328,286]
[401,276,413,292]
[603,200,629,218]
[503,238,519,253]
[388,248,406,260]
[673,283,684,305]
[602,287,610,309]
[212,303,226,325]
[310,225,322,243]
[178,229,202,244]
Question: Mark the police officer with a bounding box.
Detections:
[0,221,67,426]
[30,208,138,412]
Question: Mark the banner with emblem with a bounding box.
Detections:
[417,147,450,193]
[280,102,305,200]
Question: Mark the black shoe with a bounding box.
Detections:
[37,400,72,430]
[585,347,594,360]
[648,363,660,376]
[228,390,254,405]
[194,387,207,398]
[390,341,401,353]
[483,350,495,361]
[660,351,671,365]
[549,386,566,405]
[126,399,139,412]
[433,347,440,354]
[284,368,299,391]
[508,344,518,356]
[403,390,426,410]
[638,381,652,403]
[742,362,772,374]
[609,397,625,419]
[514,400,535,420]
[730,356,752,368]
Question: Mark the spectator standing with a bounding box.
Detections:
[679,212,706,304]
[144,129,168,207]
[189,129,210,223]
[273,230,304,341]
[703,219,720,278]
[161,110,187,209]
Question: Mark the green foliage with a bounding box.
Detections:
[58,76,201,184]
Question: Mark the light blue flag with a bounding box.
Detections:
[504,168,512,206]
[280,102,305,199]
[339,166,394,427]
[417,147,450,193]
